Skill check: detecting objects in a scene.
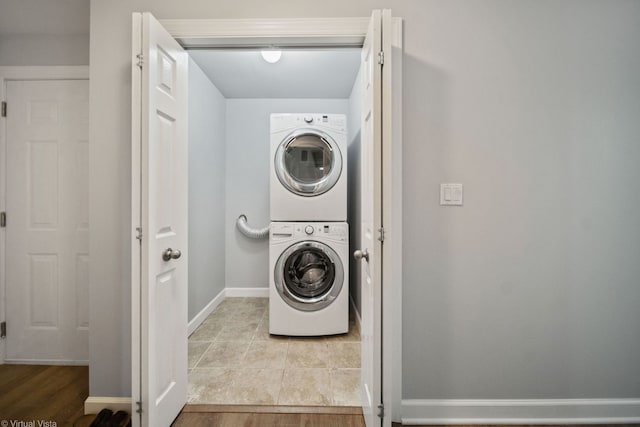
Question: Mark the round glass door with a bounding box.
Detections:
[275,129,343,196]
[274,241,344,311]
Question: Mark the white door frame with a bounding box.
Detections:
[0,66,90,364]
[381,11,403,422]
[131,14,402,426]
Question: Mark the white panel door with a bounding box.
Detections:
[134,12,188,427]
[359,10,383,427]
[5,79,89,363]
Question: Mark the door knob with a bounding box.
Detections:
[353,249,369,262]
[162,248,182,262]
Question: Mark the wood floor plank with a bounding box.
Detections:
[171,412,366,427]
[183,403,362,415]
[0,364,89,426]
[0,364,48,391]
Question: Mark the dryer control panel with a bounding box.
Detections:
[297,114,346,130]
[271,113,346,133]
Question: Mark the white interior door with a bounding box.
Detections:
[359,10,383,427]
[133,12,189,427]
[5,79,89,364]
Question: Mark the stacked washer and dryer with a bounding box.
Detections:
[269,114,349,336]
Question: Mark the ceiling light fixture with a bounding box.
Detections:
[261,50,282,64]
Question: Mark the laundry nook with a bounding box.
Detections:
[184,47,363,406]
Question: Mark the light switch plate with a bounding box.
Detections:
[440,183,463,206]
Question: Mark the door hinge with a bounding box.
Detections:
[377,403,385,418]
[136,53,144,69]
[1,101,6,117]
[135,400,143,414]
[378,51,385,66]
[377,227,385,243]
[0,212,6,228]
[1,321,6,338]
[135,226,143,241]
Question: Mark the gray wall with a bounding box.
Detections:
[188,57,226,321]
[347,69,362,314]
[399,0,640,398]
[88,0,640,402]
[0,34,89,65]
[224,98,350,288]
[0,0,89,65]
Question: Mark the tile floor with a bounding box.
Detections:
[188,297,361,406]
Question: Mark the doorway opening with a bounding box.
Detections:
[185,47,364,407]
[132,11,400,426]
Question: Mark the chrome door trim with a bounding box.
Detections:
[274,240,344,312]
[274,128,343,197]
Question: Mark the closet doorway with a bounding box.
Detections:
[131,12,402,427]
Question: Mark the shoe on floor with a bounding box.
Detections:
[107,410,131,427]
[89,408,113,427]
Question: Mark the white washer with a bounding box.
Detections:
[269,221,349,336]
[270,113,347,222]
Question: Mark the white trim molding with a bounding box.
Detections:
[381,12,404,427]
[3,359,88,366]
[85,396,133,415]
[401,398,640,425]
[159,17,369,47]
[187,289,226,335]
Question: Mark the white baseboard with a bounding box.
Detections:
[401,398,640,424]
[188,288,226,335]
[4,359,89,366]
[225,287,269,298]
[84,396,132,414]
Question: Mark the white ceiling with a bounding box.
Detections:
[188,48,361,99]
[0,0,89,36]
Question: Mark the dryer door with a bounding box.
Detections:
[275,241,344,311]
[274,129,343,196]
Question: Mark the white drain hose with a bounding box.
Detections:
[236,214,269,239]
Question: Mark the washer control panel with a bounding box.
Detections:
[271,222,348,242]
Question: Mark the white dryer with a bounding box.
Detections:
[269,221,349,336]
[270,113,347,222]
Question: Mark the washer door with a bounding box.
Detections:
[274,241,344,312]
[274,129,343,197]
